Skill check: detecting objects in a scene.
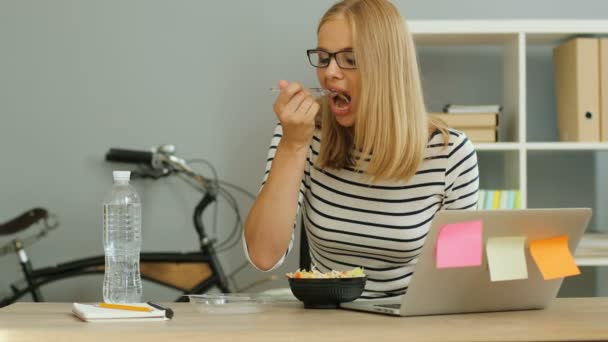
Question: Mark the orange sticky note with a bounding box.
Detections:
[436,220,482,269]
[529,236,580,280]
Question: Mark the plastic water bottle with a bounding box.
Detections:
[103,171,143,303]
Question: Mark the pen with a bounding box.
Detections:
[98,303,152,312]
[147,301,175,319]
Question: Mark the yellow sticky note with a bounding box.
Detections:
[529,236,580,280]
[486,236,528,282]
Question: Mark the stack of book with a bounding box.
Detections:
[477,190,521,210]
[430,104,501,143]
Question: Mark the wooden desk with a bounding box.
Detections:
[1,299,608,341]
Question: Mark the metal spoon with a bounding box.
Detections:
[269,87,350,103]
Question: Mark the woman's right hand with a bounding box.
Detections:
[273,80,320,151]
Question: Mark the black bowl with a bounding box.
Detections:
[288,277,366,309]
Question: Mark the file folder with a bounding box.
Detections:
[553,38,601,142]
[601,39,608,141]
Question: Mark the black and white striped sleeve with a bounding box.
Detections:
[242,123,307,271]
[443,132,479,210]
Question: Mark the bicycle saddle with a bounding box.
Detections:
[0,208,49,236]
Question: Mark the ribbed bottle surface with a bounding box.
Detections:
[102,179,142,303]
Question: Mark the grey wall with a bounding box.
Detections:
[1,0,607,302]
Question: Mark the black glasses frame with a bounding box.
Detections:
[306,49,357,70]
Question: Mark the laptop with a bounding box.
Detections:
[340,208,591,316]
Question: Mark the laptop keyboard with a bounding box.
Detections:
[376,303,402,309]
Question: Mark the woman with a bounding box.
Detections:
[244,0,479,299]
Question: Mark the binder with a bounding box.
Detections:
[601,39,608,141]
[553,38,601,142]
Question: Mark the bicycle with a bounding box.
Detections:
[0,145,261,307]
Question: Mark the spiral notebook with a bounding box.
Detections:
[72,303,168,322]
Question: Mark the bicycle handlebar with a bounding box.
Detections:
[105,145,213,193]
[105,149,155,166]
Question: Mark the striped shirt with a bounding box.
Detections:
[244,123,479,299]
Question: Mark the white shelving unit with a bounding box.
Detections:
[409,20,608,266]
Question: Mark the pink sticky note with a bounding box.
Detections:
[436,220,483,269]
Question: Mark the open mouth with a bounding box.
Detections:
[330,90,352,110]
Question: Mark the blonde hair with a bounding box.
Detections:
[315,0,448,182]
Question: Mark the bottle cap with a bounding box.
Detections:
[112,171,131,183]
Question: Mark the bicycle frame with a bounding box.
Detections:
[1,191,230,307]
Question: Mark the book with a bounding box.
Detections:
[484,190,494,210]
[514,191,521,209]
[429,113,498,128]
[477,190,486,210]
[72,302,169,322]
[507,190,515,209]
[443,104,502,114]
[492,191,501,209]
[499,191,509,209]
[457,128,497,143]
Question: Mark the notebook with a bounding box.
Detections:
[72,303,168,322]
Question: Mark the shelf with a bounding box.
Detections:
[473,142,608,151]
[410,20,608,44]
[575,234,608,266]
[475,143,522,151]
[413,20,608,221]
[526,143,608,151]
[413,33,516,45]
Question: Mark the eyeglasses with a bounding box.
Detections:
[306,49,357,69]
